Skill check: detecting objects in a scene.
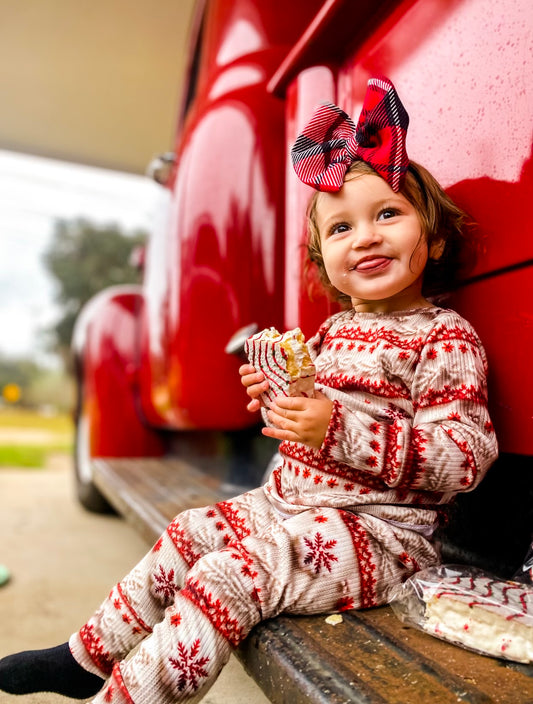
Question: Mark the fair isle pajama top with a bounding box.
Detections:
[70,306,498,703]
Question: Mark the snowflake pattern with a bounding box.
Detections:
[152,565,178,606]
[303,532,338,574]
[168,639,210,693]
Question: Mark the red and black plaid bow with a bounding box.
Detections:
[291,77,409,193]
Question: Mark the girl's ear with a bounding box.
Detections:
[429,238,445,260]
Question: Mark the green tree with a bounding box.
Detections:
[0,355,41,394]
[43,218,146,361]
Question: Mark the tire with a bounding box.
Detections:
[74,399,114,514]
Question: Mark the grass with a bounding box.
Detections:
[0,407,73,468]
[0,445,49,468]
[0,409,72,431]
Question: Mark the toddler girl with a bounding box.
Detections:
[0,77,498,703]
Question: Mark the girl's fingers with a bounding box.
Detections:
[269,401,303,421]
[267,407,296,430]
[262,425,298,443]
[270,396,306,411]
[240,371,266,388]
[247,398,261,412]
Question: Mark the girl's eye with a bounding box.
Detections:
[330,222,351,236]
[378,208,399,221]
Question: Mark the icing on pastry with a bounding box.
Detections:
[422,575,533,662]
[245,327,315,405]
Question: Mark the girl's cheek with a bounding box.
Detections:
[410,242,429,272]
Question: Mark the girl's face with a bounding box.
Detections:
[316,173,432,313]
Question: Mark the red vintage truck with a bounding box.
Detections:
[73,0,532,576]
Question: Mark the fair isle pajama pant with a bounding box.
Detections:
[69,487,438,703]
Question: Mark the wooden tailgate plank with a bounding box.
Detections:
[355,608,533,704]
[240,613,498,704]
[93,458,234,541]
[239,615,384,704]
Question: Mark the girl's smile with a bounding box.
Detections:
[316,173,433,313]
[351,255,392,273]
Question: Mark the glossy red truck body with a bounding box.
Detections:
[74,0,532,510]
[277,0,533,457]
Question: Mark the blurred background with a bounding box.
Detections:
[0,8,273,698]
[0,0,195,465]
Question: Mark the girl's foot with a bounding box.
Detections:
[0,642,104,698]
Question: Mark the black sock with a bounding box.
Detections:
[0,642,104,699]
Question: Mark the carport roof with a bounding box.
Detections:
[0,0,196,174]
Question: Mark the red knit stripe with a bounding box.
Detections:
[340,512,377,608]
[444,428,478,488]
[316,373,410,400]
[216,501,251,540]
[425,324,480,346]
[110,662,135,703]
[116,582,153,634]
[382,421,402,485]
[321,399,343,455]
[78,622,114,676]
[280,441,388,489]
[166,521,202,567]
[181,578,246,647]
[395,427,427,489]
[416,384,486,410]
[324,324,425,351]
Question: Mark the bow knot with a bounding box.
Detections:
[291,77,409,193]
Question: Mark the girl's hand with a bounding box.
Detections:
[263,391,333,449]
[239,364,269,413]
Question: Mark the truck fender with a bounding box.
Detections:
[72,285,165,512]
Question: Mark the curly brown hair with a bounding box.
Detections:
[306,160,474,304]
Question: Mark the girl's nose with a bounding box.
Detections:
[350,223,382,249]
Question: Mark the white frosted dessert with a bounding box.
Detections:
[421,575,533,662]
[245,327,315,406]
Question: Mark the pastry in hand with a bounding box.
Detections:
[245,327,315,406]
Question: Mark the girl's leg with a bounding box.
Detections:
[93,504,438,703]
[280,508,439,616]
[93,491,280,703]
[70,488,268,680]
[0,489,268,699]
[94,554,260,703]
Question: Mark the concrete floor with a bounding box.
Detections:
[0,456,269,703]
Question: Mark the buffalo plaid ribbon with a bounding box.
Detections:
[291,77,409,193]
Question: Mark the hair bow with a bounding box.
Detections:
[291,77,409,193]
